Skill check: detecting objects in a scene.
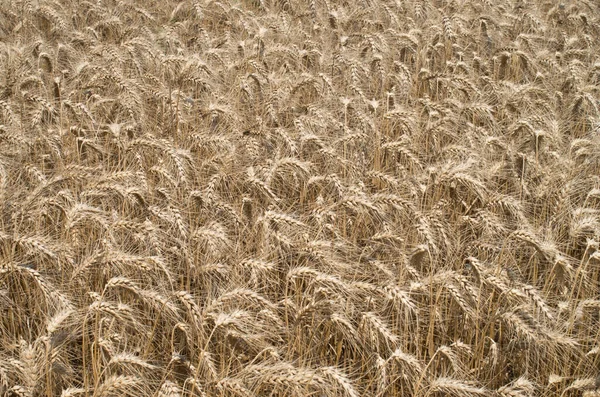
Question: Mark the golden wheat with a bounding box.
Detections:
[0,0,599,395]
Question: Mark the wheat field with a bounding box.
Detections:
[0,0,599,396]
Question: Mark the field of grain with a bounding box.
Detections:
[0,0,599,395]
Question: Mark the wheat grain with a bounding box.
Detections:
[0,0,598,395]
